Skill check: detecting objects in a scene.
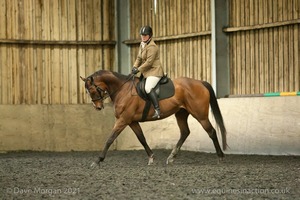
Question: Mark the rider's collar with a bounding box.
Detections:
[141,37,152,46]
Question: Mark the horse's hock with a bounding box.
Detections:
[0,96,299,155]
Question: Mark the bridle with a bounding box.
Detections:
[86,74,135,103]
[87,77,110,102]
[90,85,109,102]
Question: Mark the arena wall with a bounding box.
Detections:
[0,105,115,152]
[1,97,299,155]
[118,96,300,156]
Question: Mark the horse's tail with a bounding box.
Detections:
[202,81,227,151]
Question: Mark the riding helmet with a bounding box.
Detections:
[140,26,153,37]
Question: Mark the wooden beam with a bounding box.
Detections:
[123,31,212,45]
[223,19,300,33]
[0,39,116,46]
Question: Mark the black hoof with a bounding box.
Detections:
[99,156,105,162]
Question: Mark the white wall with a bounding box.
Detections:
[1,97,299,155]
[117,96,300,155]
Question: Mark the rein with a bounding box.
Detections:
[108,73,136,98]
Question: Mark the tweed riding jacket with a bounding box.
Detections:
[133,39,164,78]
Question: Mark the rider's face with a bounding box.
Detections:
[141,34,150,42]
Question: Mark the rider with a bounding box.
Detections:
[132,25,164,119]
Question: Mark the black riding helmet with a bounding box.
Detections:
[140,26,153,37]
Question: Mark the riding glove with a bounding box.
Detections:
[132,67,139,74]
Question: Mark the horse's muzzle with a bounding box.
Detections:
[92,102,104,110]
[95,106,104,110]
[94,105,104,110]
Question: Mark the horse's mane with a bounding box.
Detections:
[112,71,131,81]
[92,70,131,81]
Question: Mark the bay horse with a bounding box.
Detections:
[80,70,227,166]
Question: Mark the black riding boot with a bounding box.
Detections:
[148,89,161,119]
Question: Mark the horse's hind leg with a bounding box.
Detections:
[167,109,190,164]
[199,119,224,159]
[129,122,154,165]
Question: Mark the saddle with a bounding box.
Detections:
[136,74,175,121]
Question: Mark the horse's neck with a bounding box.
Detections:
[102,76,125,99]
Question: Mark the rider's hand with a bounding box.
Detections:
[132,67,139,74]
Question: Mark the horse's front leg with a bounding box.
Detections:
[129,122,154,165]
[90,120,127,168]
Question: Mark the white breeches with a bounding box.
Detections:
[145,76,161,94]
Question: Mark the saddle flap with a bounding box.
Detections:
[136,75,175,122]
[136,75,174,101]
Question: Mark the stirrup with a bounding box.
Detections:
[152,109,161,119]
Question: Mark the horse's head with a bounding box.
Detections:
[80,75,109,110]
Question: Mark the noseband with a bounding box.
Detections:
[87,77,109,102]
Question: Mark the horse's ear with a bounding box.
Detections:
[80,76,86,82]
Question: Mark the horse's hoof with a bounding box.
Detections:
[218,157,224,163]
[148,157,154,165]
[166,157,174,165]
[90,161,100,169]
